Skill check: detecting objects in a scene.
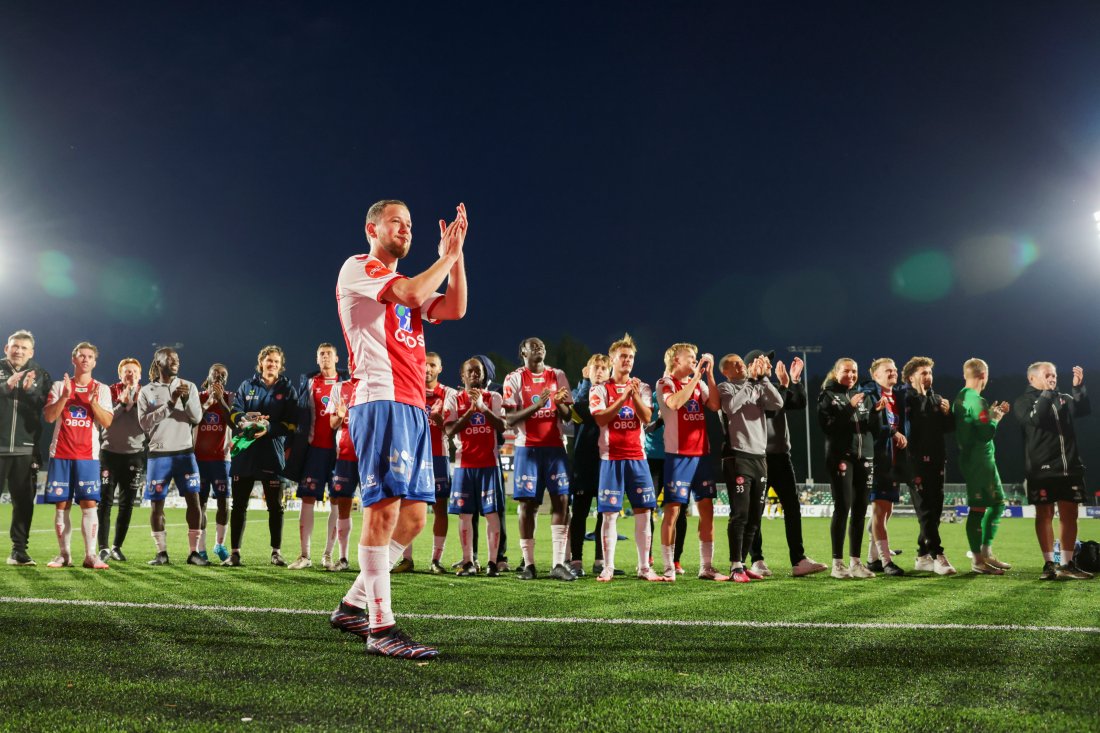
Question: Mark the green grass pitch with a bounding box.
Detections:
[0,504,1097,732]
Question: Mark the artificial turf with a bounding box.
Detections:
[0,505,1097,732]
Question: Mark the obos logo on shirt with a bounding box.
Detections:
[392,304,424,349]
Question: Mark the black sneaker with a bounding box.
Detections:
[456,561,477,577]
[330,602,371,639]
[109,546,127,562]
[883,562,905,576]
[271,551,287,567]
[147,551,170,566]
[98,548,111,563]
[365,627,439,659]
[866,559,884,573]
[485,561,500,577]
[222,551,242,567]
[187,551,210,566]
[1039,561,1062,581]
[7,549,36,566]
[568,562,585,578]
[517,564,537,580]
[549,563,576,581]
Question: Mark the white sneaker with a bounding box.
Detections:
[914,554,934,572]
[984,553,1012,570]
[750,560,772,577]
[596,567,615,583]
[637,566,667,582]
[321,554,334,571]
[792,557,828,577]
[831,559,851,579]
[288,555,312,570]
[661,567,677,582]
[933,554,957,576]
[698,565,731,581]
[849,559,876,579]
[971,558,1004,575]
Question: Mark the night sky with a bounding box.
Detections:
[2,2,1099,400]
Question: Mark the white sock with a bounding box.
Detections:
[868,534,880,561]
[152,530,167,553]
[300,502,314,558]
[388,539,407,567]
[486,513,501,564]
[460,514,474,563]
[551,524,568,568]
[403,543,414,561]
[1043,551,1054,562]
[187,529,201,553]
[877,540,891,565]
[197,526,207,553]
[337,517,351,560]
[432,535,447,562]
[980,544,991,558]
[699,540,713,570]
[215,523,227,545]
[662,543,675,573]
[81,506,97,559]
[850,555,861,567]
[325,507,338,555]
[54,509,67,555]
[520,538,535,568]
[364,545,394,631]
[602,513,619,570]
[1064,547,1075,564]
[61,507,72,556]
[634,513,651,570]
[344,545,372,609]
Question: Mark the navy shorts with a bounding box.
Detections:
[350,401,434,508]
[146,454,201,500]
[512,446,570,503]
[662,454,717,505]
[449,466,500,515]
[45,458,101,504]
[597,459,656,513]
[297,447,337,499]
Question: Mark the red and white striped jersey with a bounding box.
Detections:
[337,254,442,409]
[443,390,503,468]
[329,380,359,462]
[195,390,234,462]
[426,383,455,457]
[501,366,570,448]
[657,376,710,457]
[307,374,340,449]
[47,380,112,460]
[590,380,651,461]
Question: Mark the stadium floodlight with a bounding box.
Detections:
[1094,211,1100,239]
[788,345,822,488]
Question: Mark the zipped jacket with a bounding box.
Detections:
[230,373,298,476]
[898,385,955,479]
[764,380,806,455]
[1013,383,1090,480]
[0,358,53,461]
[818,379,882,462]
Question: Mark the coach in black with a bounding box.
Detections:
[1,329,53,566]
[1013,361,1092,580]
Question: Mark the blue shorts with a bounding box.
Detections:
[198,460,230,501]
[512,446,570,503]
[297,447,337,499]
[146,454,201,500]
[350,401,434,508]
[45,458,101,504]
[870,477,901,503]
[433,455,452,500]
[597,459,656,513]
[663,454,717,505]
[449,466,500,515]
[331,459,360,499]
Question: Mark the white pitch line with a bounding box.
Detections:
[1,596,1097,634]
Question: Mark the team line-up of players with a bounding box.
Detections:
[6,328,1092,584]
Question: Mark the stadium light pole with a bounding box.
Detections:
[788,345,822,488]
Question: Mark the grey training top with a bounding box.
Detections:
[718,378,785,457]
[102,386,145,454]
[138,378,202,455]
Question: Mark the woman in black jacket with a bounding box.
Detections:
[818,357,885,580]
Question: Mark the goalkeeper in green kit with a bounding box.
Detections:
[953,358,1012,575]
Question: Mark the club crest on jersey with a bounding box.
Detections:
[978,410,990,424]
[684,399,701,413]
[618,405,635,420]
[205,413,220,424]
[470,412,486,426]
[69,406,88,419]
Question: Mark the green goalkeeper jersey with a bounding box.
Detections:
[953,387,1003,503]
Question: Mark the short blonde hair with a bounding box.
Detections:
[117,358,141,377]
[869,358,896,378]
[963,358,988,379]
[72,342,98,358]
[663,343,697,373]
[1027,361,1055,377]
[586,353,610,371]
[608,333,637,357]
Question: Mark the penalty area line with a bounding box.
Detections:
[0,596,1098,634]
